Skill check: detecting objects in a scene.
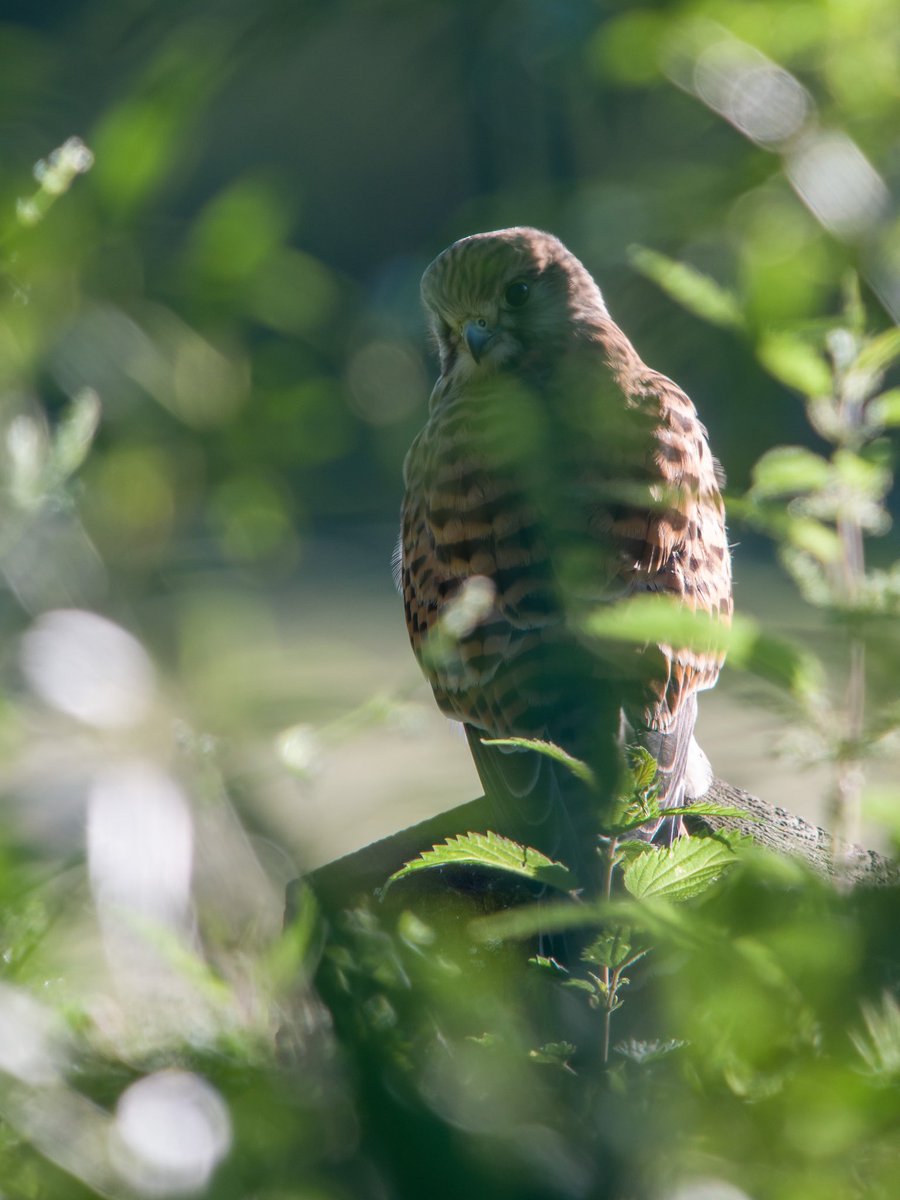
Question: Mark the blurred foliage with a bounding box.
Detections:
[0,0,900,1197]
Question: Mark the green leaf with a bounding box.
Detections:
[529,1041,577,1071]
[629,245,744,329]
[586,593,731,655]
[614,1038,685,1064]
[529,954,569,977]
[481,737,595,786]
[666,800,755,820]
[855,327,900,376]
[473,899,608,943]
[757,333,833,396]
[561,978,598,996]
[750,446,832,498]
[868,388,900,428]
[50,388,101,483]
[783,516,842,564]
[384,831,575,893]
[622,837,737,901]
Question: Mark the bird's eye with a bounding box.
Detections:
[503,280,530,308]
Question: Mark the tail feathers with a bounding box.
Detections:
[632,693,712,843]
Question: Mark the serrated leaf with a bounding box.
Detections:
[665,800,755,820]
[384,830,575,893]
[614,1038,685,1064]
[622,836,737,901]
[750,446,832,498]
[481,736,595,786]
[529,1041,577,1070]
[562,977,598,995]
[757,333,833,396]
[629,245,744,329]
[529,954,569,977]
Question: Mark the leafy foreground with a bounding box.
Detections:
[0,743,898,1200]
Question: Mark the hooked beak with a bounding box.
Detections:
[463,319,495,364]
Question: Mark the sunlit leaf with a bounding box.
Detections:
[855,328,900,376]
[384,831,575,893]
[481,736,595,786]
[622,837,738,901]
[585,593,730,654]
[851,993,900,1080]
[867,388,900,428]
[750,445,832,498]
[757,333,833,396]
[529,1042,577,1071]
[628,245,744,329]
[666,800,756,820]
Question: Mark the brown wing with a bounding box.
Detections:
[589,323,732,809]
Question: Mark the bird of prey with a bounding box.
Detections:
[399,227,731,868]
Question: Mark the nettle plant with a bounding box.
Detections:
[384,742,749,1065]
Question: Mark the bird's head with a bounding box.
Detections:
[420,227,608,379]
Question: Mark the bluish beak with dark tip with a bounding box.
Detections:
[463,319,495,363]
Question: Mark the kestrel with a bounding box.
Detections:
[399,227,731,866]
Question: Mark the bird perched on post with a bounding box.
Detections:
[399,227,731,871]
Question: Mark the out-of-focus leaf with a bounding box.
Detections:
[622,837,737,901]
[757,333,833,396]
[784,516,842,564]
[586,593,730,654]
[851,993,900,1080]
[50,389,101,483]
[586,596,822,700]
[481,736,595,786]
[529,1041,577,1071]
[855,328,900,376]
[867,388,900,427]
[614,1038,684,1064]
[384,831,575,893]
[473,900,609,943]
[628,245,744,329]
[750,446,832,498]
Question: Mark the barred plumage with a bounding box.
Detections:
[401,227,731,863]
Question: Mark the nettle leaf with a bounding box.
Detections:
[529,1041,577,1071]
[665,799,755,820]
[529,954,569,977]
[622,837,737,901]
[750,445,833,498]
[757,333,833,397]
[384,831,575,893]
[628,245,744,329]
[481,736,595,786]
[614,1038,685,1065]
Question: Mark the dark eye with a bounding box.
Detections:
[504,280,530,308]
